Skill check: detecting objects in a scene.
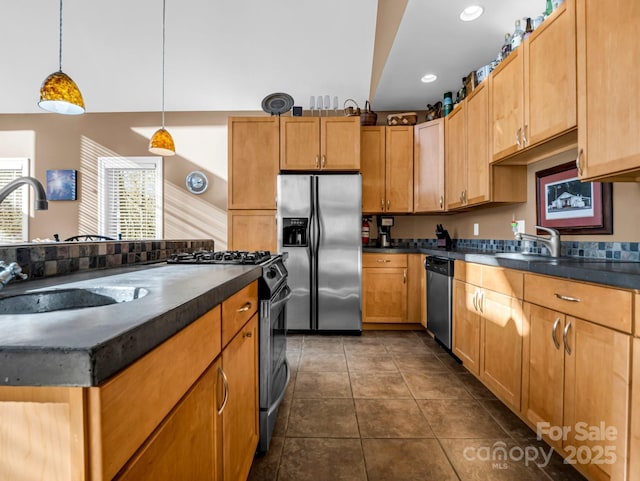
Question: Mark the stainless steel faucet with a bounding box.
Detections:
[0,261,27,289]
[514,225,561,257]
[0,176,48,210]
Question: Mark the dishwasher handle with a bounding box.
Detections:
[424,256,454,277]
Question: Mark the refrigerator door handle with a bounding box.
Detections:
[310,175,319,331]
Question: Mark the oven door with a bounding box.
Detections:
[258,282,291,453]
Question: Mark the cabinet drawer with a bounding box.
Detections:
[363,253,407,268]
[454,261,523,299]
[524,273,633,333]
[88,306,221,481]
[222,281,258,347]
[454,260,481,285]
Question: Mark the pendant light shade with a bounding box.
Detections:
[149,0,176,156]
[149,128,176,156]
[38,0,85,115]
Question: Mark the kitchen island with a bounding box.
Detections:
[0,262,262,481]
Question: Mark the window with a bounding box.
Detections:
[0,158,29,243]
[98,157,163,240]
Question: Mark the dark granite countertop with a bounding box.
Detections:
[364,247,640,290]
[0,263,261,387]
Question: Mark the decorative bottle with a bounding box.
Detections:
[511,19,524,50]
[523,17,533,40]
[442,92,453,116]
[500,33,512,61]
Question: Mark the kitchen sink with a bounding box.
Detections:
[0,286,149,314]
[493,253,558,262]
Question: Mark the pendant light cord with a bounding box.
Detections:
[161,0,166,129]
[58,0,63,71]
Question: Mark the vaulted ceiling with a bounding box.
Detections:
[2,0,545,115]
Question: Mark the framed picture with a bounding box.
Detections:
[46,169,77,201]
[535,162,612,234]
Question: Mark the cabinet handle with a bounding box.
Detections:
[515,128,522,147]
[315,155,320,169]
[439,195,443,209]
[237,302,252,312]
[575,149,584,176]
[472,291,478,311]
[463,190,467,205]
[563,320,572,355]
[522,124,528,146]
[321,155,326,168]
[217,366,230,415]
[403,269,407,284]
[387,199,390,210]
[479,290,484,314]
[243,330,253,338]
[381,198,385,211]
[554,293,581,303]
[551,318,561,350]
[376,259,391,263]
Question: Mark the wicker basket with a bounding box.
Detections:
[360,101,377,126]
[343,98,360,116]
[387,112,418,126]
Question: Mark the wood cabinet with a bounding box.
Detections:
[491,0,577,163]
[228,116,279,210]
[453,261,523,409]
[227,209,277,253]
[361,126,413,214]
[407,254,426,325]
[629,338,640,480]
[446,81,526,211]
[522,274,632,481]
[576,0,640,181]
[362,253,408,323]
[413,119,445,213]
[280,116,360,171]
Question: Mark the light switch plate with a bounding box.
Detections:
[516,220,525,233]
[473,223,479,236]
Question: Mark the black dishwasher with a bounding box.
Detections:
[425,256,454,350]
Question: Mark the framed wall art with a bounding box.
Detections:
[535,161,612,235]
[46,169,77,201]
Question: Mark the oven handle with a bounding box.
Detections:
[270,285,292,311]
[267,358,291,417]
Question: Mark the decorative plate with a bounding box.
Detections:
[261,92,294,115]
[185,171,208,195]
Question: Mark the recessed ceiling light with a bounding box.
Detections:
[460,5,484,22]
[421,74,438,83]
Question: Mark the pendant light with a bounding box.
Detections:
[149,0,176,156]
[38,0,85,115]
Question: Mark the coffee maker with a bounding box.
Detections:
[377,216,394,247]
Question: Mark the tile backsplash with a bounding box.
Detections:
[0,239,215,281]
[394,238,640,261]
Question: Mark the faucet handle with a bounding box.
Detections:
[535,225,560,237]
[7,262,27,280]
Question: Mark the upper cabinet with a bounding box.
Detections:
[446,81,526,211]
[576,0,640,181]
[491,0,577,163]
[414,119,445,213]
[361,125,414,213]
[228,117,280,210]
[280,116,360,171]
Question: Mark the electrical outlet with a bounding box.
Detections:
[473,223,479,236]
[516,220,525,234]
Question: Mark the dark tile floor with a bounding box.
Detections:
[249,330,587,481]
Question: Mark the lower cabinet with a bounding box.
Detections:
[362,253,408,323]
[629,338,640,480]
[452,279,481,375]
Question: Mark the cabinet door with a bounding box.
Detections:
[116,361,222,481]
[452,280,481,375]
[577,0,640,181]
[227,210,277,252]
[385,126,414,213]
[222,315,259,481]
[629,338,640,480]
[465,82,491,206]
[362,267,408,323]
[444,103,466,210]
[479,289,522,410]
[361,126,386,213]
[491,48,524,161]
[525,0,576,147]
[407,254,425,325]
[563,317,630,481]
[521,303,565,449]
[280,117,320,170]
[320,116,361,170]
[413,119,444,213]
[228,117,279,209]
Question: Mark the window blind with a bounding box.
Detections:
[0,160,28,243]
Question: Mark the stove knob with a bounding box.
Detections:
[266,267,277,279]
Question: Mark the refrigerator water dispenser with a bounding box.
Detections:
[282,218,308,246]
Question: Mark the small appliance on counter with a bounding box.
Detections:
[435,224,452,250]
[377,216,394,247]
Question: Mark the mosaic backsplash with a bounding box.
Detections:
[0,239,215,281]
[394,238,640,261]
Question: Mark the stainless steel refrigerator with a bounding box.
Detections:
[277,174,362,332]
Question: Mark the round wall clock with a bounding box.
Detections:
[185,171,208,194]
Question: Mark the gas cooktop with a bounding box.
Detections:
[167,250,273,265]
